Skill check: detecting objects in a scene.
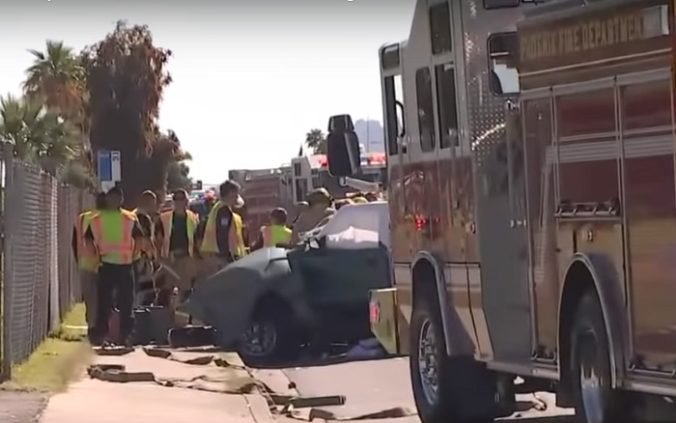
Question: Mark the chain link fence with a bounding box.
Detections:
[0,145,92,380]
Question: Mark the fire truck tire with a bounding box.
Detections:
[238,298,300,367]
[570,290,625,423]
[410,293,494,423]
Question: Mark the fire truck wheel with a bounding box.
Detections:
[410,293,494,423]
[238,298,300,367]
[570,290,624,423]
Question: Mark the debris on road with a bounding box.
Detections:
[39,348,274,423]
[92,346,134,356]
[85,348,260,395]
[344,338,386,360]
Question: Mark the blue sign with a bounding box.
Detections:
[97,150,121,191]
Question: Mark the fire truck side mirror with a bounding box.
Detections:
[327,114,361,177]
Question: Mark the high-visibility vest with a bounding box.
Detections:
[261,224,292,247]
[159,210,198,257]
[200,201,246,258]
[75,211,100,272]
[131,208,155,260]
[90,209,137,265]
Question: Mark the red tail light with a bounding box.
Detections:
[414,214,429,232]
[369,300,381,324]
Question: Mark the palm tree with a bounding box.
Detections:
[305,128,327,154]
[0,94,80,174]
[23,40,86,122]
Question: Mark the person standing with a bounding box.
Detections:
[156,189,199,324]
[71,193,106,342]
[85,186,145,346]
[199,180,246,276]
[290,188,335,245]
[251,207,292,251]
[133,190,159,304]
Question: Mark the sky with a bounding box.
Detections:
[0,0,415,183]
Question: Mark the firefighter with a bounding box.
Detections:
[71,193,106,342]
[85,185,145,346]
[290,188,335,244]
[252,207,292,251]
[156,189,199,324]
[132,190,158,304]
[198,180,246,276]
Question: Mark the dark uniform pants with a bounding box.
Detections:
[95,262,135,343]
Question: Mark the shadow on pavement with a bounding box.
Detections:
[252,352,403,369]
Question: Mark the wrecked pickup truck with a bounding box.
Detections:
[180,201,391,366]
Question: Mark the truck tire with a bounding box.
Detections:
[410,293,494,423]
[570,290,624,423]
[238,298,300,367]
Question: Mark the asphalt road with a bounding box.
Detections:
[273,356,577,422]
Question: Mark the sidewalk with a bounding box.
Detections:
[0,391,48,423]
[38,348,277,423]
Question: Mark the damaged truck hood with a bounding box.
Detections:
[179,247,302,347]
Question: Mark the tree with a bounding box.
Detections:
[23,40,86,124]
[145,129,184,199]
[305,128,327,154]
[0,94,81,175]
[167,159,193,192]
[81,21,173,206]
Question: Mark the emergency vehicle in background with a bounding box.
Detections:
[327,0,676,422]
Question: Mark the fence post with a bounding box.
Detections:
[1,142,13,381]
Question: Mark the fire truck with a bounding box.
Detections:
[326,0,676,422]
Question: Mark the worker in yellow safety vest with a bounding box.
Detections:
[252,207,292,251]
[198,180,246,277]
[156,189,199,324]
[71,193,106,342]
[85,185,145,346]
[132,190,159,305]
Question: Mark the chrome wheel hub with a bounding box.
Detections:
[418,318,440,406]
[241,321,277,357]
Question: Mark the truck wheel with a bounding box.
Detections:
[570,291,624,423]
[410,293,494,423]
[238,299,299,367]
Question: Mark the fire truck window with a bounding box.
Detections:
[416,67,436,152]
[621,79,671,131]
[384,75,404,156]
[557,89,615,138]
[429,2,452,55]
[434,64,459,148]
[488,32,519,95]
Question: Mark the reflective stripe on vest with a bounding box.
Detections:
[76,211,100,271]
[200,201,246,257]
[91,210,136,265]
[160,210,198,257]
[261,225,292,247]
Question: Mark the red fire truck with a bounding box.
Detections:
[327,0,676,422]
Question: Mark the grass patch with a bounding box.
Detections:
[1,303,93,392]
[50,303,88,342]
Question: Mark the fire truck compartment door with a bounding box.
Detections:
[476,102,533,361]
[369,288,399,355]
